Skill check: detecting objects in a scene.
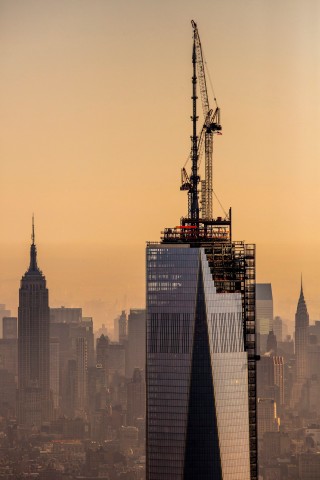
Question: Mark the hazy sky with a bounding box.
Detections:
[1,1,320,327]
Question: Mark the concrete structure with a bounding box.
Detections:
[18,222,50,426]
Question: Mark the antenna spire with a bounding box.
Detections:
[32,214,35,245]
[28,214,40,273]
[190,25,199,224]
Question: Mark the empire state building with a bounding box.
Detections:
[18,220,50,426]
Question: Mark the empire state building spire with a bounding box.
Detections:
[27,215,41,274]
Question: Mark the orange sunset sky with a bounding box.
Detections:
[1,1,320,330]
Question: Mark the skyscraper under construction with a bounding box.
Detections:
[146,21,257,480]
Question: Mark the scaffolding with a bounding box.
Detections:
[204,241,257,480]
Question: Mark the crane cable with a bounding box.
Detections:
[202,49,219,110]
[213,189,228,218]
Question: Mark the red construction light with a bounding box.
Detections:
[175,226,198,229]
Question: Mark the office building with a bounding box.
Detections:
[126,309,146,378]
[256,284,273,354]
[126,367,146,426]
[96,334,109,377]
[2,317,17,339]
[0,369,16,417]
[0,305,11,338]
[257,355,285,407]
[113,316,119,342]
[88,364,106,413]
[79,317,95,367]
[50,306,82,324]
[273,316,283,342]
[295,279,309,382]
[18,221,50,426]
[147,245,255,480]
[50,337,60,414]
[119,310,127,344]
[266,330,277,354]
[298,453,320,479]
[0,338,17,376]
[257,398,280,441]
[75,337,88,417]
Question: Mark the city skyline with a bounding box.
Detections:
[1,1,320,323]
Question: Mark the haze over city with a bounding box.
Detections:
[1,0,320,326]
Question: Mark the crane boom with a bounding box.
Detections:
[191,20,210,119]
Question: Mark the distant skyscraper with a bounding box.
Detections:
[295,278,309,382]
[2,317,17,339]
[126,367,146,426]
[266,330,277,354]
[256,284,273,354]
[258,355,285,407]
[50,306,82,324]
[0,338,17,376]
[96,334,109,377]
[80,317,95,367]
[126,309,146,379]
[75,337,88,417]
[273,316,283,342]
[119,310,127,344]
[113,316,119,342]
[0,305,11,338]
[18,220,50,426]
[257,398,280,441]
[50,337,60,415]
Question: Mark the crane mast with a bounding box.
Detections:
[164,20,231,244]
[189,36,200,224]
[191,20,221,220]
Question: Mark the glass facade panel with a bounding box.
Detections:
[146,245,251,480]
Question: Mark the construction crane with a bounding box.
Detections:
[164,20,232,244]
[191,20,221,219]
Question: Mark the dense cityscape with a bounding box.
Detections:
[0,236,147,480]
[1,2,319,480]
[0,249,320,479]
